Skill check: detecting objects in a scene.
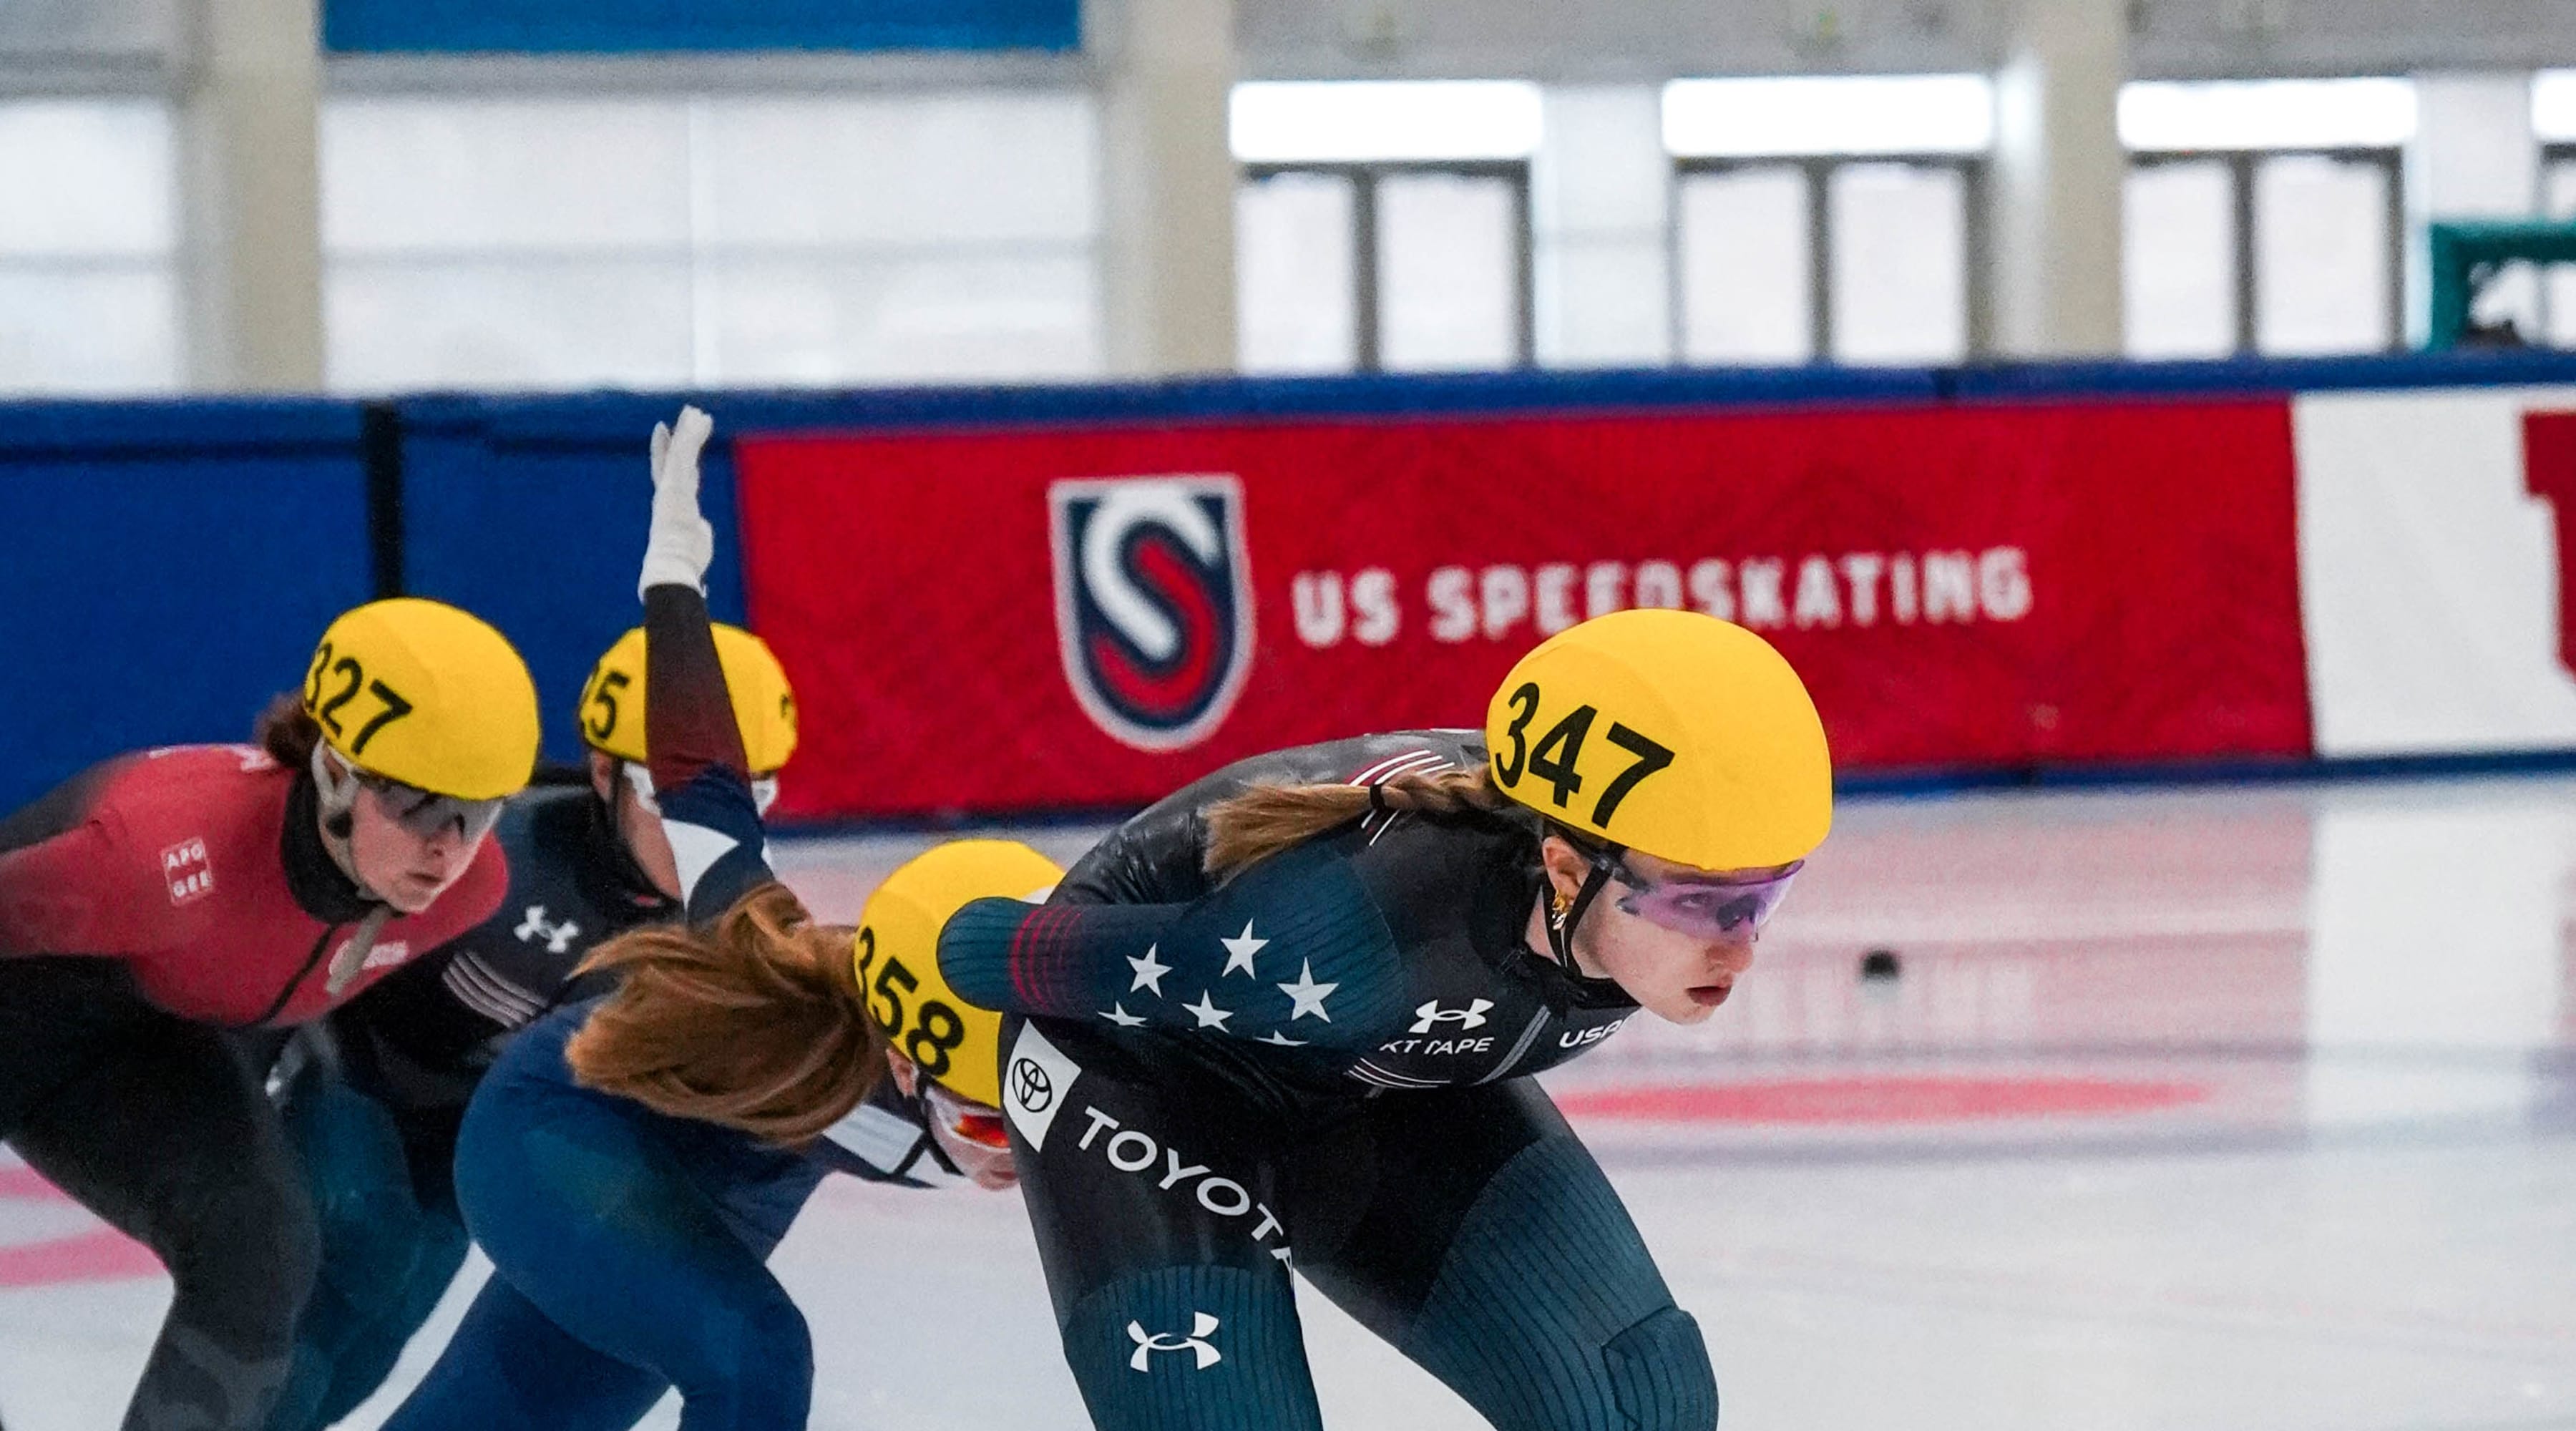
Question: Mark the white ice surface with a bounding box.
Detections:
[6,776,2573,1429]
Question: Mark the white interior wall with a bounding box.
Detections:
[1531,86,1670,368]
[14,0,2576,394]
[2402,72,2540,343]
[318,89,1103,393]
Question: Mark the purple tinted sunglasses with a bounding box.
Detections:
[1606,858,1803,939]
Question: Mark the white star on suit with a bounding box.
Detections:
[1182,990,1234,1030]
[1128,944,1171,997]
[1257,1030,1308,1047]
[1100,1004,1147,1027]
[1276,959,1337,1022]
[1219,921,1269,977]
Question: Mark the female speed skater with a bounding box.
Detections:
[934,604,1834,1431]
[264,619,801,1431]
[379,406,1042,1431]
[0,597,540,1430]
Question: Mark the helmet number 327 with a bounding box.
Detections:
[304,641,416,759]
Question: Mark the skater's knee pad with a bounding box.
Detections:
[1400,1137,1712,1430]
[1058,1266,1322,1431]
[1601,1306,1718,1431]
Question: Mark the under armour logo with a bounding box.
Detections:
[1010,1057,1055,1113]
[514,905,580,954]
[1410,999,1493,1034]
[1127,1313,1222,1372]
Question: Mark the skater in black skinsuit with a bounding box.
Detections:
[263,621,799,1431]
[938,607,1835,1431]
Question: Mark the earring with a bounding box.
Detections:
[1549,889,1573,933]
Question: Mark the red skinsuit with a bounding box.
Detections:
[0,744,508,1026]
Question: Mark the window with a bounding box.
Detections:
[2529,74,2576,346]
[1231,82,1539,374]
[0,99,180,396]
[2544,147,2576,346]
[2119,80,2413,358]
[321,89,1100,392]
[1236,162,1531,373]
[1665,76,1989,366]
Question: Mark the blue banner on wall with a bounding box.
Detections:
[0,401,373,814]
[324,0,1078,54]
[396,396,752,769]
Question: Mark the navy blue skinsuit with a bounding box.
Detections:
[939,733,1719,1431]
[376,997,966,1431]
[381,582,960,1431]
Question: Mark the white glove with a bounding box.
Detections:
[638,404,716,600]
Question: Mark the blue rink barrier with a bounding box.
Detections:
[0,399,372,813]
[8,348,2576,819]
[395,396,755,766]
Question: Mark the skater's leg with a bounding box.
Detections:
[12,1022,321,1431]
[267,1064,469,1431]
[1003,1020,1319,1431]
[1289,1080,1717,1431]
[430,1031,815,1431]
[381,1275,665,1431]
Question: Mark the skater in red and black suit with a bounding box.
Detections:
[0,598,542,1431]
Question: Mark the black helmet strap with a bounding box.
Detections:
[1543,824,1625,971]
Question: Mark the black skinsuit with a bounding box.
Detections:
[939,732,1719,1431]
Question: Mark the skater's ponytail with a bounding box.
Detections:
[1204,767,1513,878]
[567,881,884,1146]
[255,692,324,770]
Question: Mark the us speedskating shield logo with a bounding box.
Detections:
[1049,476,1255,751]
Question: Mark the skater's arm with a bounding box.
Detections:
[0,814,149,956]
[937,841,1411,1051]
[634,406,773,924]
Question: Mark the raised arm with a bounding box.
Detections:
[635,406,774,924]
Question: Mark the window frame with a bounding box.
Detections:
[1238,158,1535,373]
[2127,145,2405,356]
[2531,142,2576,342]
[1667,152,1989,366]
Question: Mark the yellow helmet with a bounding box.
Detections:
[854,840,1063,1108]
[303,598,540,801]
[577,624,799,774]
[1483,608,1832,871]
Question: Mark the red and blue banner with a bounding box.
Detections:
[736,398,2313,822]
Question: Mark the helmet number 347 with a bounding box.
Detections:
[1490,682,1676,831]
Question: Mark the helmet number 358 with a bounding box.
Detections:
[855,927,970,1080]
[1490,681,1675,831]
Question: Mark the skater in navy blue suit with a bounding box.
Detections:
[383,408,1041,1431]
